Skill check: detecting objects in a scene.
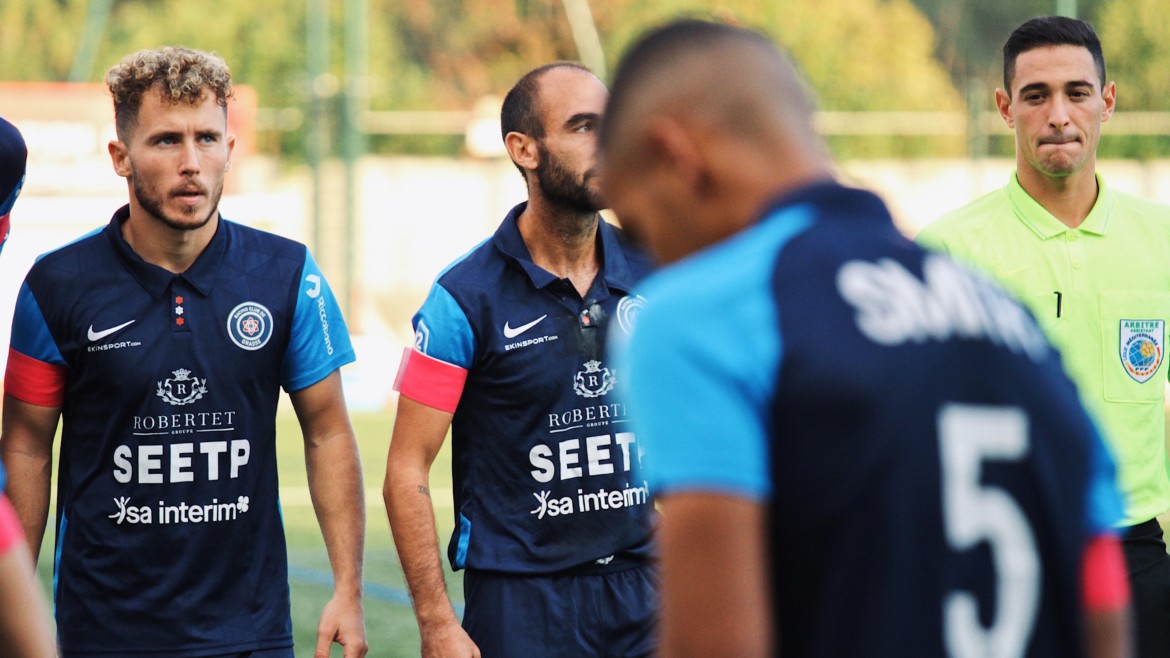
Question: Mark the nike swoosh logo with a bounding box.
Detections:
[503,315,548,339]
[87,320,136,342]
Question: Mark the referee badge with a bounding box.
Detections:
[227,302,274,351]
[1120,319,1164,383]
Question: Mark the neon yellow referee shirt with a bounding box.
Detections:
[917,173,1170,527]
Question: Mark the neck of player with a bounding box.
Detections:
[518,196,600,299]
[1016,160,1100,229]
[122,205,219,274]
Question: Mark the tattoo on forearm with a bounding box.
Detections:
[418,485,430,496]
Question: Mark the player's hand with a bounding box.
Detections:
[315,592,368,658]
[421,619,481,658]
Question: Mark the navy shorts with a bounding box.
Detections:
[462,563,657,657]
[208,648,294,658]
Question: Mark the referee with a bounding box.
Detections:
[918,17,1170,657]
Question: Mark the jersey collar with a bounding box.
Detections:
[1007,172,1114,238]
[758,179,894,227]
[492,201,639,293]
[104,204,230,299]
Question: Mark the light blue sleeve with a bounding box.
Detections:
[411,283,475,369]
[281,249,356,391]
[620,276,782,501]
[10,281,66,365]
[1083,420,1126,535]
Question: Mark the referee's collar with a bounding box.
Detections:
[492,201,639,293]
[104,204,229,299]
[1007,172,1114,238]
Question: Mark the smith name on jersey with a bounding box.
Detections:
[5,206,354,657]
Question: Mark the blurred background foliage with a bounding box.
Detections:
[0,0,1165,160]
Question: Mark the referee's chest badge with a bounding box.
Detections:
[227,302,274,351]
[1120,319,1164,383]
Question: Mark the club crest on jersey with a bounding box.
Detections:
[227,302,274,351]
[156,368,208,406]
[574,360,615,398]
[1120,319,1164,383]
[616,294,647,335]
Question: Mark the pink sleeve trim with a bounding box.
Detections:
[1082,533,1130,612]
[393,347,467,414]
[4,348,66,407]
[0,496,25,555]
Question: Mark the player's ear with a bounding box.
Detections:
[109,140,131,178]
[644,115,706,196]
[1101,81,1116,123]
[505,131,539,174]
[995,89,1014,129]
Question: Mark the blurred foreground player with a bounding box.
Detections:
[0,49,366,657]
[602,20,1131,658]
[0,116,57,657]
[384,62,656,656]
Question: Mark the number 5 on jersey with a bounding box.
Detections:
[939,404,1040,658]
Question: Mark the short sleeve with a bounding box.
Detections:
[5,281,67,406]
[393,282,474,413]
[281,249,356,391]
[620,282,781,501]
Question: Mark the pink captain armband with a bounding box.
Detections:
[0,496,24,555]
[1082,533,1130,612]
[4,348,67,407]
[393,347,468,414]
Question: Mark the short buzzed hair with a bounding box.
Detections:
[106,46,233,140]
[602,20,811,154]
[1003,16,1105,91]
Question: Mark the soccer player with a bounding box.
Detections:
[0,116,25,254]
[601,19,1131,658]
[0,48,367,658]
[0,116,57,657]
[916,16,1170,657]
[384,62,656,656]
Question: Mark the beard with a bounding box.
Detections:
[131,164,220,232]
[535,142,604,214]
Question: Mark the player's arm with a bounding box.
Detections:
[657,491,771,658]
[289,370,368,658]
[0,494,55,657]
[1081,533,1132,658]
[0,397,60,559]
[384,395,479,658]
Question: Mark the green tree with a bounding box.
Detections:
[601,0,966,157]
[0,0,967,159]
[1096,0,1170,159]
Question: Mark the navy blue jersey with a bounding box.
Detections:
[621,183,1123,657]
[0,116,25,254]
[5,207,354,657]
[395,203,656,574]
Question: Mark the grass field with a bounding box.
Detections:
[34,404,458,658]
